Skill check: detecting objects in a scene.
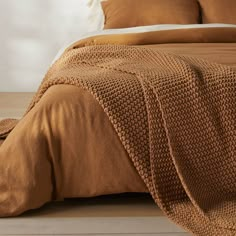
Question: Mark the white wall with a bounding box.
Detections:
[0,0,101,92]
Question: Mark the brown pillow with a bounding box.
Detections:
[199,0,236,24]
[101,0,200,29]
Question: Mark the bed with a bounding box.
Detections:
[0,0,236,235]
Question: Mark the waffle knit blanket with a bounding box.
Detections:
[1,45,236,235]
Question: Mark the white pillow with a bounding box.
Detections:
[51,0,104,64]
[86,0,104,32]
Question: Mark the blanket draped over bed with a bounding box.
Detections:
[1,28,236,235]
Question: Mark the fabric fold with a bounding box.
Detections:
[0,119,19,138]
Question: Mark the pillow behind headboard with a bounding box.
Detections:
[199,0,236,24]
[101,0,200,29]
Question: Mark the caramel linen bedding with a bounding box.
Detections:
[1,27,236,235]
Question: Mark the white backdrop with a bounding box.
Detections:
[0,0,99,92]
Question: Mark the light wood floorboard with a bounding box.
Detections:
[0,92,34,119]
[3,234,189,236]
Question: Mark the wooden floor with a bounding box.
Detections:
[0,92,34,119]
[0,93,190,236]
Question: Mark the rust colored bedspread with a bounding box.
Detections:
[0,27,236,236]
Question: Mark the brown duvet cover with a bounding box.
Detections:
[0,27,236,235]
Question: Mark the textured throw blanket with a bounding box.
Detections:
[1,44,236,235]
